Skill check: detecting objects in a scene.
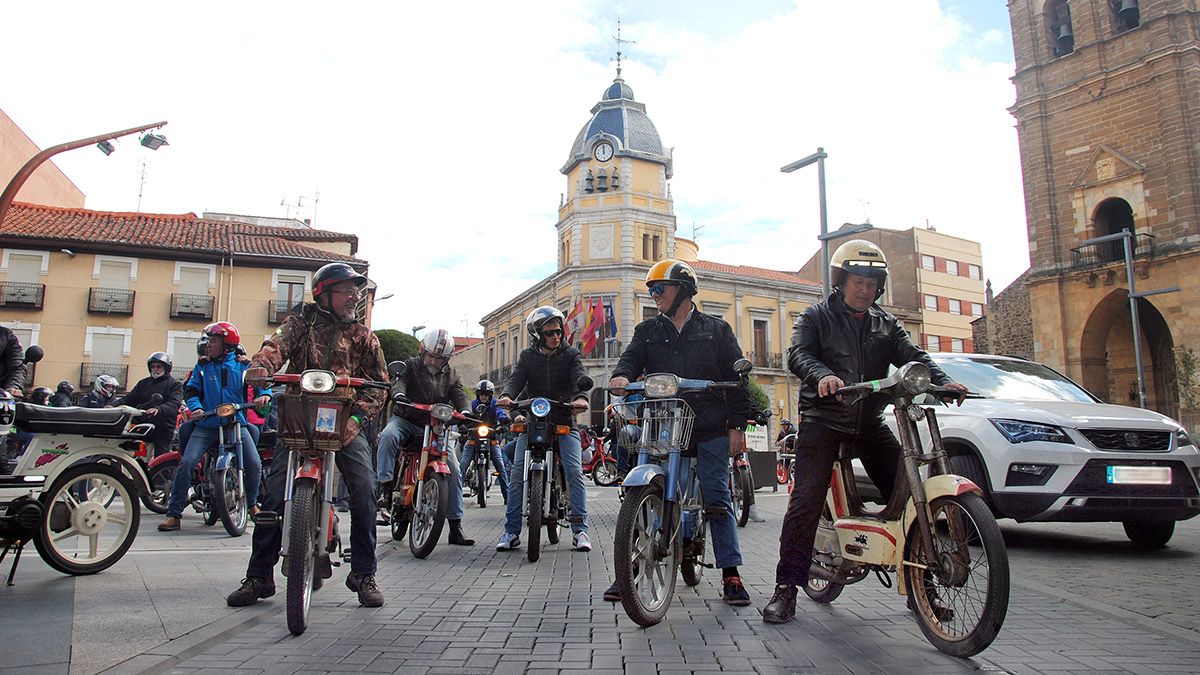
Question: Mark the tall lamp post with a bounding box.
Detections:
[781,147,830,297]
[0,121,168,227]
[411,325,426,337]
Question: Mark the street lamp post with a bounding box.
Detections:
[411,325,426,337]
[0,121,168,227]
[781,147,830,297]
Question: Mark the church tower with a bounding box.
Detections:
[1008,0,1200,420]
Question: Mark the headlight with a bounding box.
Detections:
[1176,428,1195,449]
[431,403,455,422]
[478,425,490,437]
[216,403,237,417]
[899,362,931,395]
[300,370,336,394]
[530,398,552,418]
[644,373,680,398]
[0,399,15,425]
[991,419,1072,444]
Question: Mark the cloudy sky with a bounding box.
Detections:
[2,0,1025,338]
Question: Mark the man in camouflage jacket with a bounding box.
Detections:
[227,263,389,609]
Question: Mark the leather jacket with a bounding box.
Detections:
[788,292,951,434]
[0,327,26,393]
[502,344,589,426]
[390,356,469,419]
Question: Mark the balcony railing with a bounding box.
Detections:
[80,362,128,389]
[88,287,135,315]
[1070,232,1155,269]
[268,300,301,325]
[0,281,45,309]
[747,351,783,370]
[169,293,214,321]
[580,340,624,360]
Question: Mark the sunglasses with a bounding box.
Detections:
[541,329,564,337]
[648,282,677,296]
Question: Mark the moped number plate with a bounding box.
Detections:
[1106,466,1171,485]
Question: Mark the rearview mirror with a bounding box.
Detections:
[387,360,407,379]
[732,358,753,375]
[577,375,594,390]
[24,345,44,364]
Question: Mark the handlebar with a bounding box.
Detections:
[392,400,483,425]
[267,372,389,390]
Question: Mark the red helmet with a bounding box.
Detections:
[203,321,241,350]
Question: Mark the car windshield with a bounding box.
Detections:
[934,357,1098,402]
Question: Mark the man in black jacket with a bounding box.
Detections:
[0,326,27,397]
[762,240,967,624]
[114,352,183,457]
[50,381,75,407]
[605,260,754,606]
[495,307,592,553]
[375,328,475,546]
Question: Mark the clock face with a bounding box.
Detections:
[593,142,614,162]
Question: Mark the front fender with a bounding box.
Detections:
[216,451,236,471]
[622,463,665,488]
[430,460,451,475]
[898,473,983,596]
[57,451,153,497]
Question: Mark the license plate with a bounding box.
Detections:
[1106,466,1171,485]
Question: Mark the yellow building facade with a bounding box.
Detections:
[481,74,823,428]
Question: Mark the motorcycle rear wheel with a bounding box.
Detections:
[213,467,247,537]
[35,462,140,576]
[527,468,543,562]
[285,478,319,635]
[140,460,177,515]
[804,506,844,603]
[615,482,678,627]
[732,467,753,527]
[903,492,1009,658]
[409,473,447,559]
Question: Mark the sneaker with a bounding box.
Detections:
[496,532,520,551]
[602,581,621,602]
[345,572,384,608]
[747,504,767,523]
[722,575,752,606]
[762,584,797,623]
[226,576,275,607]
[572,531,592,552]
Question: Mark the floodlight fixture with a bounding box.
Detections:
[139,132,168,150]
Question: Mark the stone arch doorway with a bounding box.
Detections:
[1093,197,1136,263]
[1079,289,1176,416]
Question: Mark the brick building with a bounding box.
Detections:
[1007,0,1200,422]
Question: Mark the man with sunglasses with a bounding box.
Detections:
[605,259,754,606]
[375,328,476,546]
[495,306,592,553]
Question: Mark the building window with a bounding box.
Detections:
[652,235,661,261]
[971,302,984,317]
[924,294,938,311]
[946,260,959,276]
[277,274,306,313]
[925,334,939,351]
[921,254,935,271]
[499,342,506,369]
[1049,0,1074,57]
[951,338,965,353]
[948,299,961,315]
[1111,0,1139,33]
[642,234,651,260]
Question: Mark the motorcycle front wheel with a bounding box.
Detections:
[776,460,789,485]
[213,466,247,537]
[285,478,320,635]
[140,460,177,515]
[615,482,678,627]
[903,492,1009,658]
[592,459,619,487]
[527,468,544,562]
[409,473,447,559]
[477,460,487,509]
[35,462,140,576]
[546,467,563,545]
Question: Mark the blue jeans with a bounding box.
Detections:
[460,439,509,501]
[695,434,743,569]
[502,438,516,464]
[166,424,261,519]
[504,430,587,536]
[376,415,464,520]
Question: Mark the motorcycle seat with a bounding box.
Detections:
[15,403,143,438]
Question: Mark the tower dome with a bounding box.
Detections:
[562,76,670,177]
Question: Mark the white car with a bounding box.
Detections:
[874,353,1200,548]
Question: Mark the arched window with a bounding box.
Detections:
[1111,0,1140,33]
[1047,0,1074,58]
[1093,198,1135,263]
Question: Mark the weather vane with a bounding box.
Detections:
[613,18,637,78]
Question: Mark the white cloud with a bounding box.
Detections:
[1,0,1027,337]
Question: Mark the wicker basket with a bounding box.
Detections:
[606,398,695,457]
[276,394,354,452]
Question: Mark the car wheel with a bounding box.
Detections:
[1123,520,1174,549]
[948,452,995,512]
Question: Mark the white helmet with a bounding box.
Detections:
[830,239,888,299]
[420,329,455,359]
[95,374,120,393]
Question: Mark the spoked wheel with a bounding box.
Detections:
[731,468,750,527]
[476,461,487,509]
[592,459,619,487]
[213,466,247,537]
[546,469,562,545]
[34,462,140,576]
[285,478,319,635]
[614,482,678,627]
[681,511,706,587]
[804,505,844,603]
[140,460,177,515]
[527,469,544,562]
[776,460,789,485]
[904,493,1009,658]
[409,474,447,559]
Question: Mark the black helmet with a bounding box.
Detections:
[313,263,367,300]
[476,380,495,397]
[147,351,173,374]
[525,306,566,346]
[31,387,53,405]
[56,380,74,394]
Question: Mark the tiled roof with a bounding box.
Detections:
[692,259,819,286]
[1,202,363,265]
[453,336,483,352]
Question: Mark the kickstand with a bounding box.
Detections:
[1,540,26,586]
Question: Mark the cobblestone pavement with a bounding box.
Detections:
[5,484,1199,674]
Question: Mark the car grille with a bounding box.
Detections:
[1064,459,1199,498]
[1079,429,1171,452]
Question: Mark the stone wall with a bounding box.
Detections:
[972,271,1033,359]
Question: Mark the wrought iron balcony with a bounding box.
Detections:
[80,362,128,389]
[0,281,45,309]
[747,351,783,370]
[268,299,300,325]
[169,293,214,321]
[88,287,135,315]
[581,340,624,360]
[1070,232,1155,269]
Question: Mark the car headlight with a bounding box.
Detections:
[478,425,490,438]
[899,362,931,395]
[991,419,1072,444]
[300,370,336,394]
[1176,428,1196,449]
[644,373,680,398]
[431,403,455,422]
[530,398,552,418]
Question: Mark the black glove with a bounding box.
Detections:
[391,392,410,406]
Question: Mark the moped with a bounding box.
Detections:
[460,409,503,508]
[803,362,1009,658]
[580,425,619,487]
